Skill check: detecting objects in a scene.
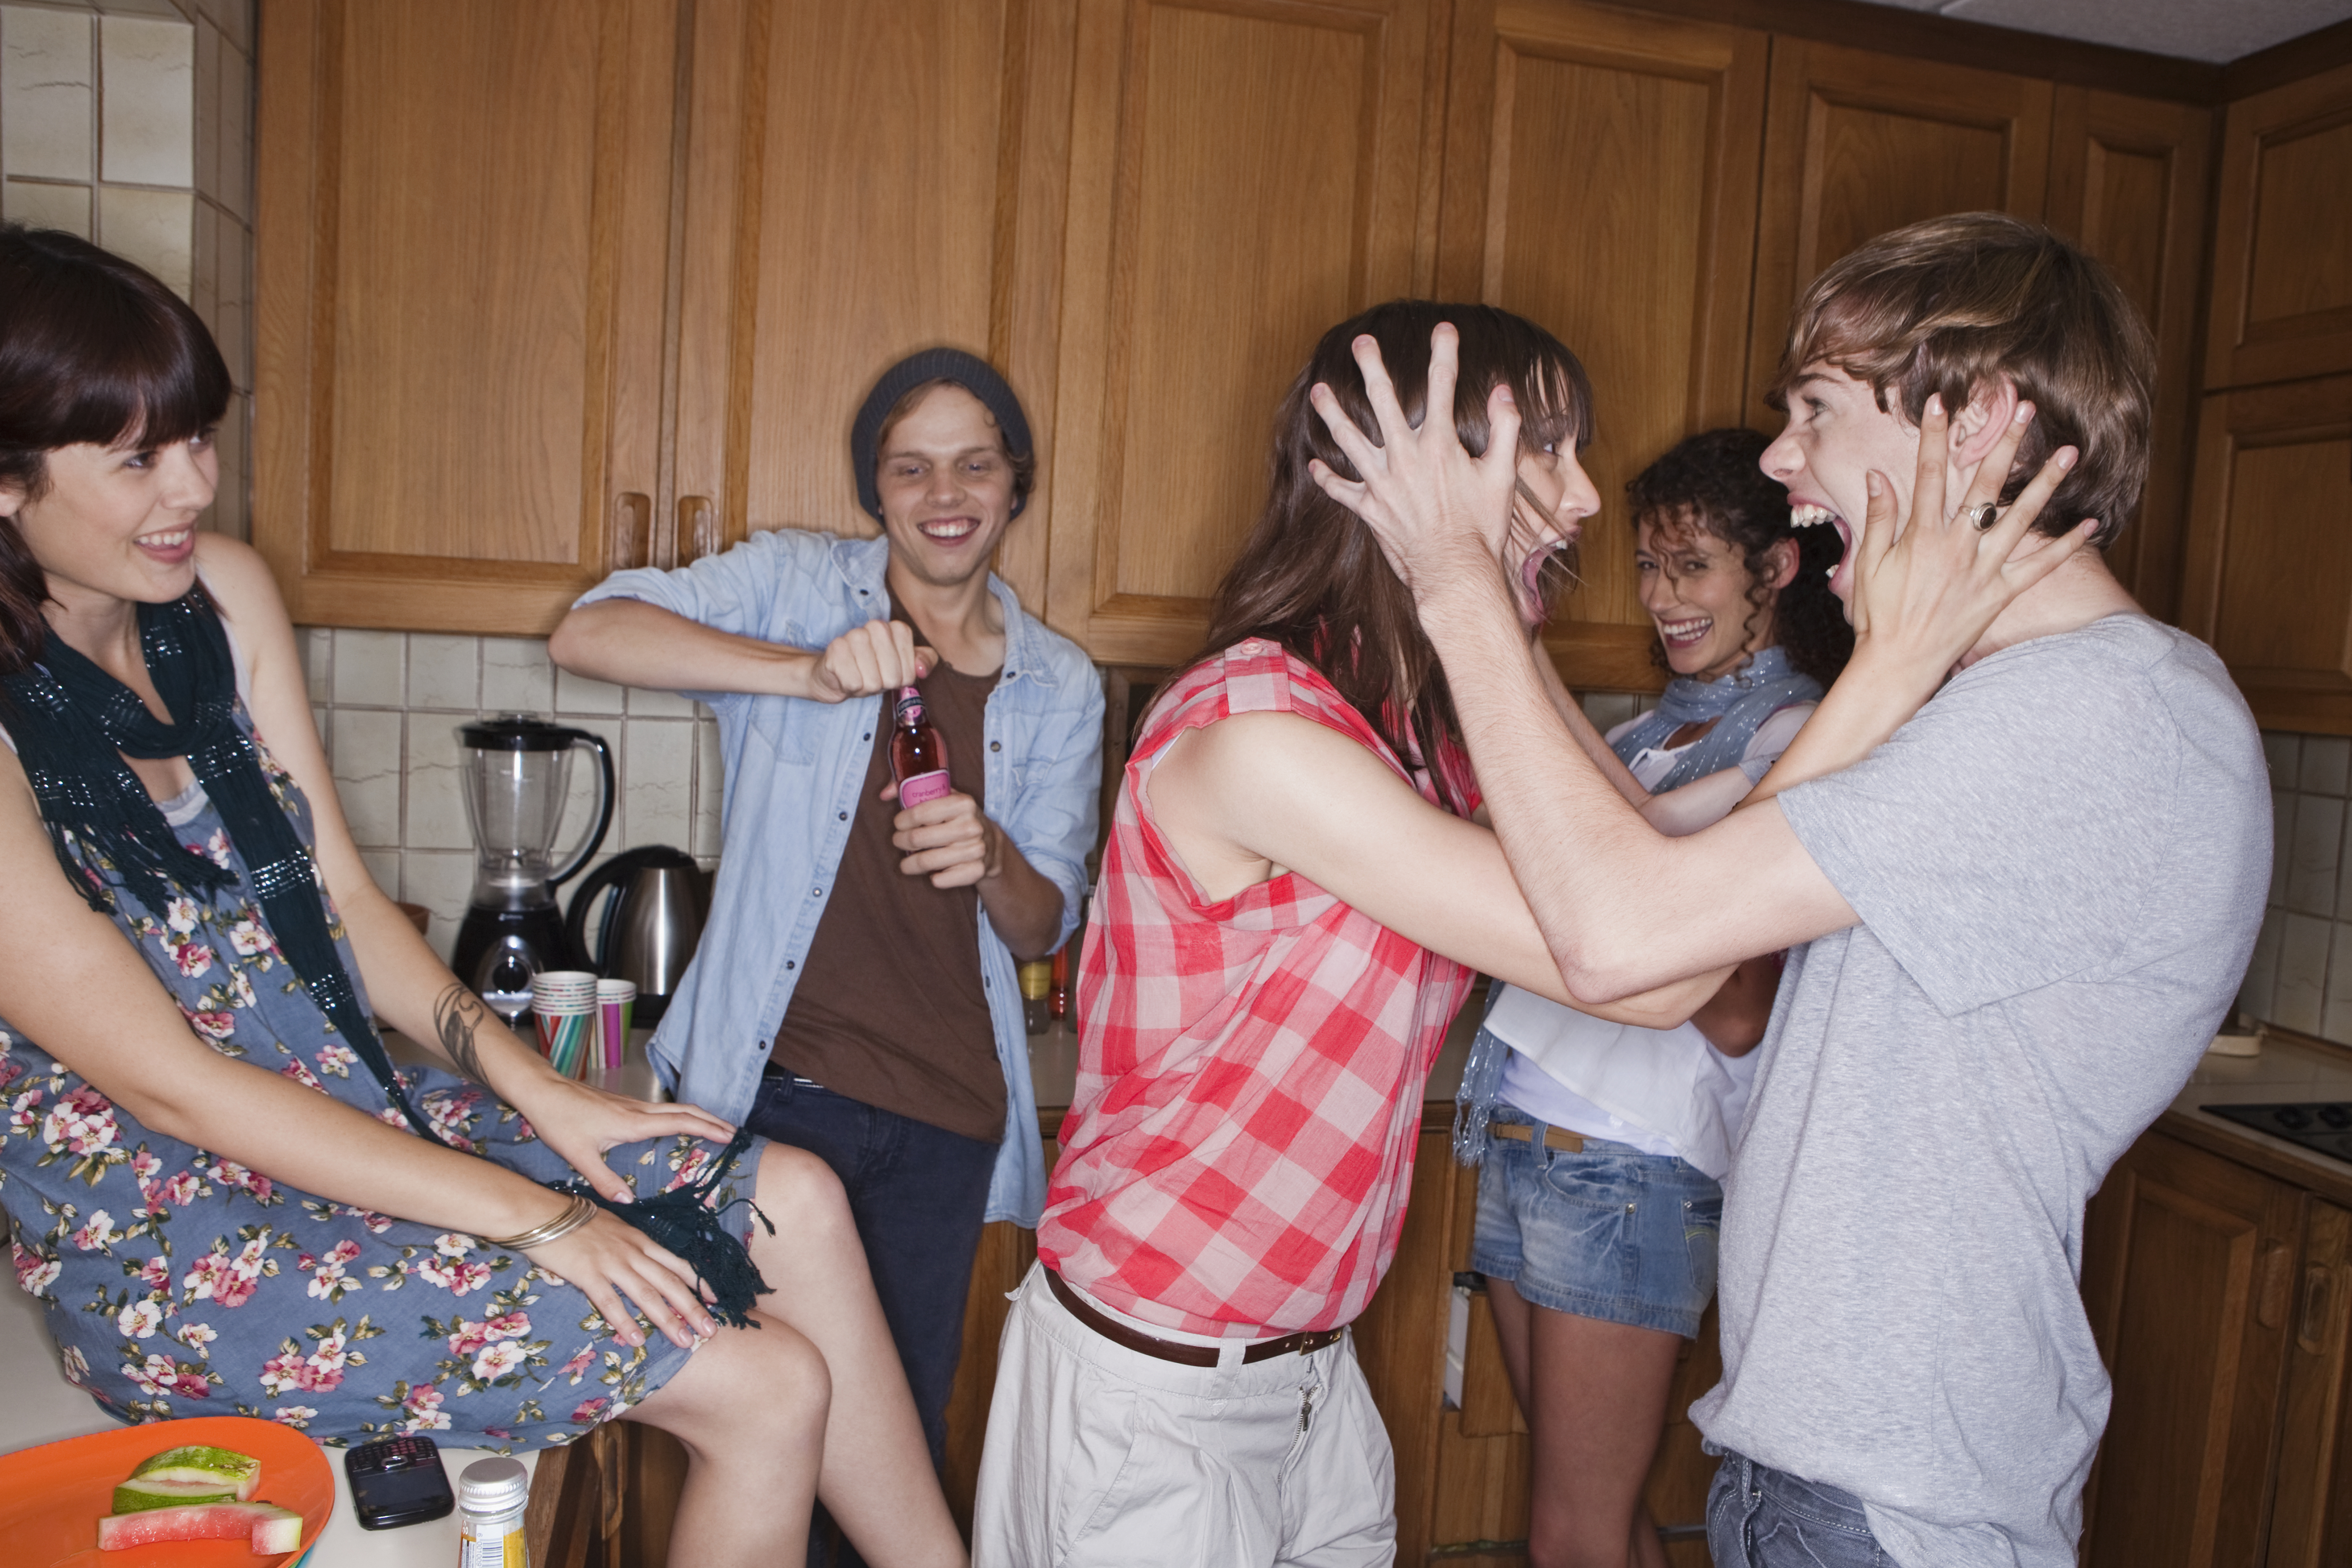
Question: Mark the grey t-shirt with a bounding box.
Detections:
[1691,615,2269,1568]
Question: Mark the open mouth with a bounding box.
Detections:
[1655,614,1713,650]
[1790,502,1853,588]
[916,516,982,544]
[136,528,196,562]
[1519,536,1581,604]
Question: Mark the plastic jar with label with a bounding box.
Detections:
[456,1456,530,1568]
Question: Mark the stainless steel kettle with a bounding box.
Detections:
[563,846,707,1024]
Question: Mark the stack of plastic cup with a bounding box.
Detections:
[531,970,599,1078]
[597,978,636,1070]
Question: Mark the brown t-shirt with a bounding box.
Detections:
[769,628,1005,1143]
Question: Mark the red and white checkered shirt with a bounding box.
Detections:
[1036,639,1476,1336]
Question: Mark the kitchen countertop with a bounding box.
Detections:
[2152,1032,2352,1209]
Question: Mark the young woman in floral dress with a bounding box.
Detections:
[0,225,966,1567]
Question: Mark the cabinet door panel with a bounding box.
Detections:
[2046,90,2210,625]
[2205,62,2352,389]
[253,0,678,633]
[2080,1131,2300,1568]
[2177,374,2352,734]
[1438,0,1765,692]
[2269,1200,2352,1568]
[1747,42,2051,427]
[1044,0,1437,666]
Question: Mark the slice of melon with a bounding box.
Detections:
[111,1475,242,1513]
[96,1501,304,1554]
[124,1443,263,1501]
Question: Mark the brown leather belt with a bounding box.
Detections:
[1490,1121,1587,1154]
[1043,1268,1346,1367]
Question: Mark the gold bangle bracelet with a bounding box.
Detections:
[481,1193,598,1252]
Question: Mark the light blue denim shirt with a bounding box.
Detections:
[575,529,1103,1226]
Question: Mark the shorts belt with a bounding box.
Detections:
[1042,1268,1345,1367]
[1490,1121,1587,1154]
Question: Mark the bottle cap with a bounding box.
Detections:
[1018,960,1051,1000]
[458,1456,531,1515]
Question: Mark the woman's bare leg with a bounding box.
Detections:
[744,1141,965,1565]
[627,1309,829,1564]
[628,1142,963,1567]
[1488,1276,1681,1568]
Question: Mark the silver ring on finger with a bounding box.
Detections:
[1968,501,2000,531]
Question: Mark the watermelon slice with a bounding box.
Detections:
[111,1475,242,1513]
[124,1444,263,1500]
[96,1500,304,1554]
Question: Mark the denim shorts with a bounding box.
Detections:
[1468,1108,1723,1338]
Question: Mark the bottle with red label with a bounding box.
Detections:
[890,686,953,807]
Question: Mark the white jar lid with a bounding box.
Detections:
[457,1455,531,1514]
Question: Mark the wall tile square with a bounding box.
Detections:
[98,14,192,186]
[95,184,190,297]
[1581,692,1638,732]
[299,627,331,700]
[330,708,403,849]
[555,664,627,717]
[191,0,249,57]
[90,1,188,18]
[188,185,214,328]
[2238,908,2282,1022]
[482,637,555,715]
[5,176,91,236]
[2303,736,2352,797]
[206,386,245,539]
[2272,791,2295,907]
[332,628,405,707]
[2287,793,2344,917]
[211,18,244,220]
[693,718,723,860]
[3,5,94,180]
[621,717,696,852]
[2324,924,2352,1046]
[190,13,214,196]
[2264,731,2302,787]
[400,850,474,965]
[2276,912,2332,1035]
[626,683,698,719]
[407,633,480,712]
[402,709,474,853]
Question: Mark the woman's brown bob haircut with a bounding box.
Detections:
[0,224,232,674]
[1199,299,1592,790]
[1770,212,2153,549]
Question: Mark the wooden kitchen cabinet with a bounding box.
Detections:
[1038,0,1446,668]
[2078,1129,2303,1568]
[257,0,1070,634]
[2176,373,2352,735]
[1435,0,1768,693]
[254,0,683,635]
[2045,89,2212,625]
[2202,60,2352,392]
[1743,41,2053,431]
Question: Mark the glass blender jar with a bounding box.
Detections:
[450,715,615,1022]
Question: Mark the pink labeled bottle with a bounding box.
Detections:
[890,687,953,807]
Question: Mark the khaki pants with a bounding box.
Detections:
[972,1264,1396,1568]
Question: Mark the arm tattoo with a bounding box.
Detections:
[434,983,493,1086]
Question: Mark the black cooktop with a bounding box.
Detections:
[2202,1102,2352,1166]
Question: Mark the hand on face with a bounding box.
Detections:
[1841,394,2091,677]
[1305,325,1592,617]
[808,618,935,703]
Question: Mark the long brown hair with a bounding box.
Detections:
[0,224,232,675]
[1197,300,1592,800]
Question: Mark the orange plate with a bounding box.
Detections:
[0,1416,333,1568]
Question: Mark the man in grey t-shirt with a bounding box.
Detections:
[1306,212,2269,1567]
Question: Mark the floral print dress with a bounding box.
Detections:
[0,717,758,1452]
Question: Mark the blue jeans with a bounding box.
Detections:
[1707,1450,1895,1567]
[746,1070,998,1567]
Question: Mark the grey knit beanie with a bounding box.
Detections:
[850,347,1034,520]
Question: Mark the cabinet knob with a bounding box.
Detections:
[2297,1261,2342,1354]
[611,492,651,571]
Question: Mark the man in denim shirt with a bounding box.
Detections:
[552,351,1102,1528]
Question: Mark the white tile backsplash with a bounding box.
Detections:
[94,182,189,294]
[2240,732,2352,1052]
[98,14,192,186]
[3,7,94,180]
[303,628,725,962]
[4,176,90,234]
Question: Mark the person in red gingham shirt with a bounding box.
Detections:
[971,304,1746,1568]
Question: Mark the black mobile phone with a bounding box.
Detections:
[344,1434,456,1530]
